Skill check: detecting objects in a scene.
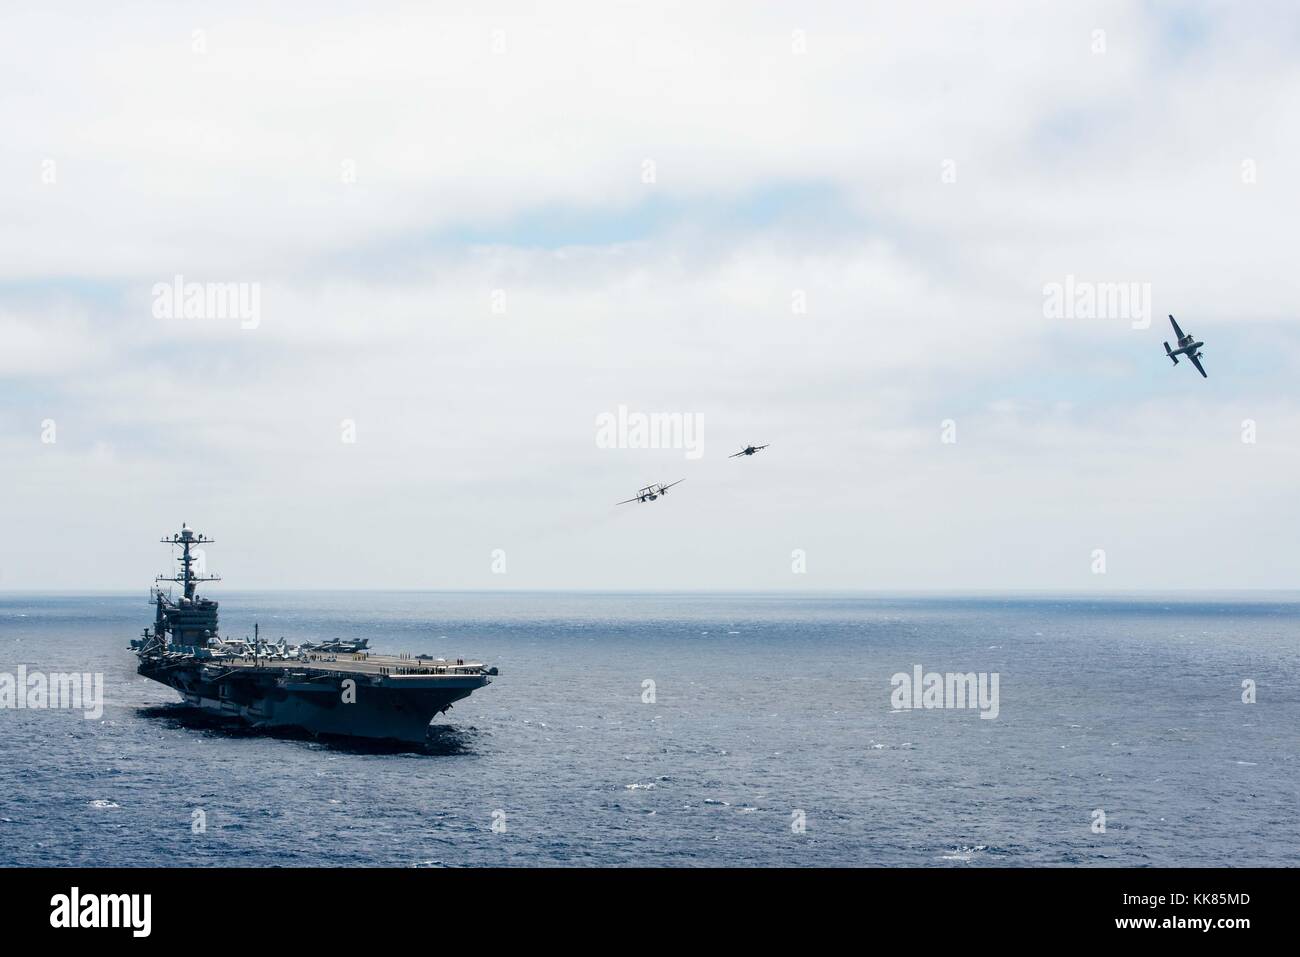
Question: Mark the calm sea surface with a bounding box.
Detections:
[1,592,1296,867]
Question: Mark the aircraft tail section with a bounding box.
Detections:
[1164,342,1178,364]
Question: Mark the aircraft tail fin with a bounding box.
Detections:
[1164,342,1178,365]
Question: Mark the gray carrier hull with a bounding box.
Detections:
[140,659,489,744]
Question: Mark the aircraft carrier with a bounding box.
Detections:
[133,525,496,744]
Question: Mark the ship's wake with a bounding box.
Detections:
[137,704,478,756]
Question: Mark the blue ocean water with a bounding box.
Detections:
[1,591,1296,867]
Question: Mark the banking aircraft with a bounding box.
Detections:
[1163,314,1207,378]
[616,480,685,504]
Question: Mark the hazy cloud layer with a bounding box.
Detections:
[2,2,1299,590]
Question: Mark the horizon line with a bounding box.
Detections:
[3,587,1299,597]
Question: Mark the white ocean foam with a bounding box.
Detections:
[941,844,987,862]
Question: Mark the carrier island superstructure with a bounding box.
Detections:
[132,525,496,744]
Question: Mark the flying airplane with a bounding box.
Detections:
[616,480,684,504]
[729,444,769,458]
[1163,315,1207,378]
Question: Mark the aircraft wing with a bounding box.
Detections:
[1168,314,1185,340]
[615,495,641,505]
[660,479,685,490]
[755,444,769,450]
[728,450,745,458]
[1188,353,1207,378]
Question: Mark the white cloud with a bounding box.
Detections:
[2,1,1299,589]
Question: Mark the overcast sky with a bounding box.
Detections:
[2,1,1299,591]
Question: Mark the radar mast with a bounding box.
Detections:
[157,523,221,600]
